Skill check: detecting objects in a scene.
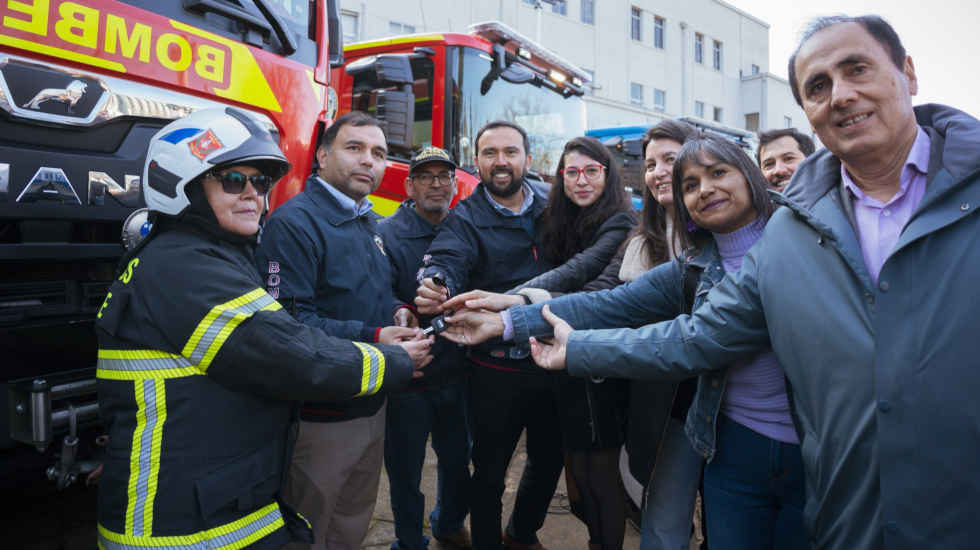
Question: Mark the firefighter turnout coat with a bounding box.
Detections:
[94,222,414,549]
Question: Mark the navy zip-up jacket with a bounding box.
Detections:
[378,200,465,388]
[256,176,395,422]
[421,181,553,370]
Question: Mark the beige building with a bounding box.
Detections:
[339,0,812,138]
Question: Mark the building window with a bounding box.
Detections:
[581,0,594,24]
[389,21,415,34]
[785,116,793,128]
[694,101,704,118]
[631,7,641,41]
[552,0,567,15]
[653,16,665,49]
[694,33,704,64]
[341,11,359,43]
[654,88,666,111]
[630,82,644,106]
[745,113,759,132]
[713,40,722,70]
[751,64,760,75]
[713,106,723,123]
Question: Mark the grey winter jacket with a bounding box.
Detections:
[554,104,980,550]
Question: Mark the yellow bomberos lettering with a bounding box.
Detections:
[104,13,150,62]
[119,258,139,284]
[0,0,277,111]
[4,0,50,36]
[195,43,225,83]
[97,291,112,319]
[156,32,191,72]
[53,1,97,48]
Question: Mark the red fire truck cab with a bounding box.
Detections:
[0,0,342,492]
[326,21,590,216]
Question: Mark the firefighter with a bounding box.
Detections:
[94,107,429,550]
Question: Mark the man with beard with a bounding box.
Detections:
[415,121,561,550]
[256,111,433,549]
[757,128,816,191]
[377,147,473,550]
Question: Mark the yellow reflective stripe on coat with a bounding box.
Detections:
[97,350,203,380]
[181,288,282,371]
[351,342,386,396]
[99,502,284,549]
[125,379,167,537]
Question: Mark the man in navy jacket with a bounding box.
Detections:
[416,122,560,550]
[256,112,432,549]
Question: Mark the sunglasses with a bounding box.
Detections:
[208,171,277,194]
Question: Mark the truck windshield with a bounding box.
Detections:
[448,46,587,180]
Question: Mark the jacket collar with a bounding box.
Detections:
[774,103,980,293]
[683,239,719,270]
[388,200,439,238]
[466,181,548,227]
[304,175,375,226]
[779,103,980,214]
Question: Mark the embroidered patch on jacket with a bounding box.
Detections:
[374,235,387,256]
[188,129,223,160]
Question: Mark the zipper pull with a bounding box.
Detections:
[532,245,538,261]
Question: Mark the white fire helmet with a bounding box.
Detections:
[142,107,290,216]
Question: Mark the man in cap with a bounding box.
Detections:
[377,147,473,550]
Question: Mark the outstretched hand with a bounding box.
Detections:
[440,309,505,346]
[529,305,571,371]
[442,290,524,313]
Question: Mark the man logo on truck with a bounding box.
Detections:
[23,78,87,110]
[0,0,282,112]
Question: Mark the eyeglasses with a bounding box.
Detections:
[411,173,456,187]
[208,171,277,194]
[563,164,605,182]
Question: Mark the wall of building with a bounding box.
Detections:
[338,0,810,136]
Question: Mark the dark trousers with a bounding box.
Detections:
[703,415,808,550]
[385,381,472,550]
[468,362,564,550]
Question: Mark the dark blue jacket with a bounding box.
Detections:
[256,176,396,422]
[421,182,553,371]
[378,200,465,388]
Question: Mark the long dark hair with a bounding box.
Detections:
[670,135,775,252]
[630,119,699,265]
[539,136,631,263]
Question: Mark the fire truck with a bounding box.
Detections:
[329,21,590,216]
[0,0,343,506]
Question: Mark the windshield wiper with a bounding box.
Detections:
[252,0,297,55]
[182,0,296,55]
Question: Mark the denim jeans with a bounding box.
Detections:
[640,418,703,550]
[703,415,808,550]
[384,381,472,550]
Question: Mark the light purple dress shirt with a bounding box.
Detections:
[841,127,931,284]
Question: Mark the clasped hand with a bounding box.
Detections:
[415,286,572,371]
